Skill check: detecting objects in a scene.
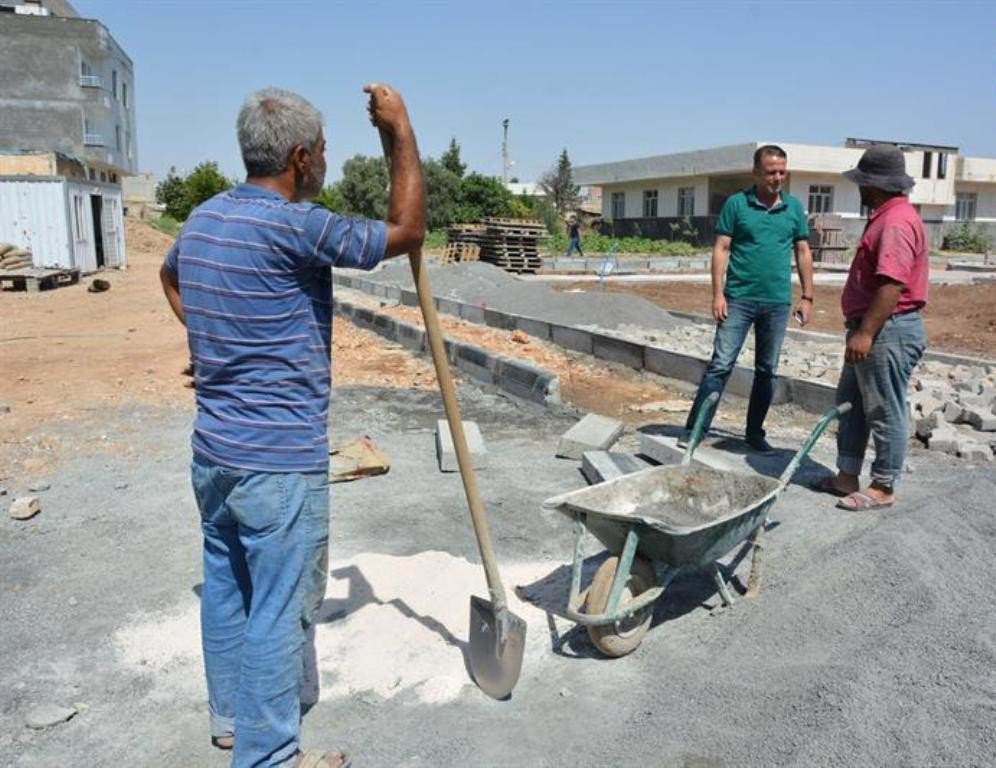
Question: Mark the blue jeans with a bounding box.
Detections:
[565,236,583,257]
[685,298,790,440]
[835,312,925,489]
[191,455,330,768]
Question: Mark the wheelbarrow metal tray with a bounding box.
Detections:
[545,464,781,567]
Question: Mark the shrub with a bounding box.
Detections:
[149,214,182,238]
[545,233,698,256]
[942,223,992,253]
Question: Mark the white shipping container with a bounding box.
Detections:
[0,175,127,272]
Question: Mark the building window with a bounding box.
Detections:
[922,151,932,179]
[88,168,96,181]
[79,60,100,88]
[955,192,977,221]
[122,82,128,108]
[115,125,121,151]
[808,185,834,213]
[677,187,695,217]
[100,171,107,182]
[611,192,625,220]
[112,70,118,99]
[937,153,947,180]
[126,131,132,160]
[642,189,658,218]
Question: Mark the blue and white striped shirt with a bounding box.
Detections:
[163,183,387,473]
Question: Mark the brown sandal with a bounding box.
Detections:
[809,475,851,498]
[297,750,351,768]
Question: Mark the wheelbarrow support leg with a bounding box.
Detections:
[568,513,587,614]
[711,563,736,607]
[605,527,640,617]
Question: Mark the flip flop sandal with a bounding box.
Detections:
[809,475,850,498]
[836,491,894,511]
[211,735,233,750]
[297,750,351,768]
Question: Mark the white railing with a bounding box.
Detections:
[79,75,102,88]
[83,133,104,146]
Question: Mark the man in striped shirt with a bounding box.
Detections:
[160,84,423,768]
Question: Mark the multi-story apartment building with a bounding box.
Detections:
[0,0,135,271]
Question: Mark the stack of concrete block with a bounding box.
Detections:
[556,414,625,460]
[911,363,996,462]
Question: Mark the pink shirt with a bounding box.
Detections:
[841,196,929,321]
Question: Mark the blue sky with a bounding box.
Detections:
[75,0,996,184]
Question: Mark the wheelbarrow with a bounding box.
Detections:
[542,394,851,657]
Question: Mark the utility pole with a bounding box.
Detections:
[501,118,510,185]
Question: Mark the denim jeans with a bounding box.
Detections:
[835,312,925,489]
[565,236,584,257]
[685,298,790,440]
[191,455,330,768]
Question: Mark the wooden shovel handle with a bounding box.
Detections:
[377,129,508,611]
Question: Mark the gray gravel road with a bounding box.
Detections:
[2,383,994,767]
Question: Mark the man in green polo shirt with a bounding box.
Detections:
[684,144,814,452]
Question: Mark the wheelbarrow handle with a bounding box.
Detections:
[777,401,852,488]
[681,391,720,466]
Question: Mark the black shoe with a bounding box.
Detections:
[745,436,776,454]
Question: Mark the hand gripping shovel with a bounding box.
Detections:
[378,130,526,700]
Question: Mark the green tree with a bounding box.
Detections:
[313,185,346,213]
[338,155,388,218]
[539,148,580,216]
[155,167,189,221]
[184,161,233,218]
[422,158,461,230]
[454,173,515,222]
[440,137,466,178]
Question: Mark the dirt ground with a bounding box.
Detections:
[0,221,698,478]
[559,280,996,359]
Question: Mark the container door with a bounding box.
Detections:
[101,196,121,267]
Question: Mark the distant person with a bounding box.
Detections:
[160,84,424,768]
[565,215,584,257]
[684,145,814,452]
[812,144,927,510]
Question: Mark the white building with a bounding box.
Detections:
[574,138,996,246]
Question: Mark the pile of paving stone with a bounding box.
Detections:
[910,361,996,461]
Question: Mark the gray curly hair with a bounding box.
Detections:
[237,88,324,177]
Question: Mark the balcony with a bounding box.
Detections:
[79,74,102,88]
[83,133,105,147]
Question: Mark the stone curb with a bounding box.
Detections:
[332,297,560,406]
[332,271,990,415]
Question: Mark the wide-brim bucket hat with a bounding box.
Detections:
[843,144,915,192]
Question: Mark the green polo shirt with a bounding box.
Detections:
[715,188,809,304]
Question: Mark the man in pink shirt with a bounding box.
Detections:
[813,144,928,510]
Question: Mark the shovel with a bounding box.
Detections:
[377,128,526,700]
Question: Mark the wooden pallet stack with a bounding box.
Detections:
[808,214,849,265]
[441,224,484,265]
[477,217,545,274]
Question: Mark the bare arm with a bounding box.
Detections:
[845,279,903,363]
[711,234,731,321]
[793,239,815,325]
[159,263,185,326]
[364,84,425,258]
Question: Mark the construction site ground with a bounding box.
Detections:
[556,279,996,360]
[1,221,994,767]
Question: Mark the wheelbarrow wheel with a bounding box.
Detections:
[584,555,655,658]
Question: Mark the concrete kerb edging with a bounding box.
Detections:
[332,271,992,415]
[331,297,560,406]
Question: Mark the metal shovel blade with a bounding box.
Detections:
[468,596,527,700]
